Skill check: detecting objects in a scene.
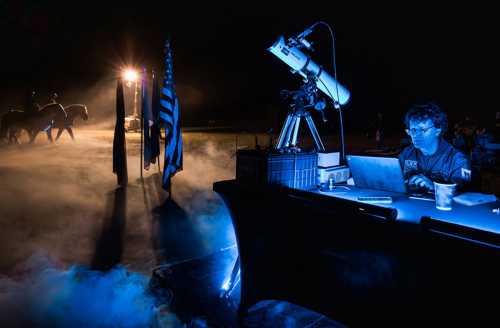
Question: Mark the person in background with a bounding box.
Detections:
[471,120,496,168]
[24,89,39,115]
[374,111,385,149]
[398,103,471,192]
[451,122,467,153]
[495,111,500,142]
[458,115,477,155]
[47,92,59,105]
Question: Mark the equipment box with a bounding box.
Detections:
[236,149,317,190]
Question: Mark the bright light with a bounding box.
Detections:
[220,266,240,295]
[122,68,139,83]
[221,277,231,291]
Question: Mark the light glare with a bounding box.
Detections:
[123,68,139,83]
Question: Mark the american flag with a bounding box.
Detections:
[160,39,183,191]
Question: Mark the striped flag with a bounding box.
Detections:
[160,39,183,191]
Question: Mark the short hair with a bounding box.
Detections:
[404,103,448,135]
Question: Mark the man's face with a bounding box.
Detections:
[407,119,441,152]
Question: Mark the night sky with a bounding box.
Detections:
[0,2,497,133]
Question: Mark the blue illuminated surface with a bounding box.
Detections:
[221,277,231,291]
[316,187,500,234]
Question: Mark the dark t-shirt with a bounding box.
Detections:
[398,139,471,187]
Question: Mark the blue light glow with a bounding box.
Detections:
[220,262,240,297]
[0,254,157,327]
[221,277,231,291]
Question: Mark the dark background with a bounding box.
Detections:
[0,2,497,134]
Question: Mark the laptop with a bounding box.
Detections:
[346,155,408,193]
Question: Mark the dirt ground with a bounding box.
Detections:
[0,130,241,274]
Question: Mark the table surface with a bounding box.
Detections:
[213,180,500,325]
[312,186,500,234]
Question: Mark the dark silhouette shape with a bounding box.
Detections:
[53,104,89,140]
[113,79,128,186]
[375,111,385,149]
[24,89,39,116]
[91,187,127,271]
[47,92,59,104]
[0,110,25,143]
[150,70,161,164]
[495,111,500,142]
[151,197,194,265]
[0,103,66,143]
[28,103,67,143]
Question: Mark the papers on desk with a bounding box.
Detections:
[453,192,497,206]
[318,152,340,167]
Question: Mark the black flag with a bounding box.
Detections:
[142,69,153,170]
[113,79,128,186]
[150,70,161,162]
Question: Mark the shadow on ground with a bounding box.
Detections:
[91,187,127,271]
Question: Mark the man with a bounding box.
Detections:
[24,90,39,114]
[48,92,59,104]
[495,111,500,141]
[374,111,385,149]
[398,103,471,192]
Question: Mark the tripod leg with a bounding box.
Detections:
[291,116,301,147]
[283,115,298,149]
[276,114,294,150]
[305,114,325,151]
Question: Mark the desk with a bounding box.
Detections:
[214,180,500,326]
[314,186,500,234]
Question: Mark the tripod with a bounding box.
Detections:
[276,78,326,152]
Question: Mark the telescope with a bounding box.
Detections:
[268,36,351,106]
[268,25,351,153]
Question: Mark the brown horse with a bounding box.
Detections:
[0,103,67,143]
[29,103,67,143]
[0,109,26,143]
[53,104,89,140]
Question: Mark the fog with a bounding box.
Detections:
[0,129,238,326]
[0,252,157,327]
[43,77,207,130]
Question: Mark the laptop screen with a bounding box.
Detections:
[346,155,407,193]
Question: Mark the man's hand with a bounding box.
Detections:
[408,174,434,191]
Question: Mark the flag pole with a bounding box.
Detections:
[140,81,144,179]
[158,128,161,173]
[153,69,161,174]
[157,150,161,173]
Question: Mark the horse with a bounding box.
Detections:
[27,103,67,143]
[53,104,89,141]
[0,109,27,144]
[4,103,68,144]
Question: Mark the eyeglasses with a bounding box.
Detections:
[405,125,435,135]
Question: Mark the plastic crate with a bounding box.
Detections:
[236,149,318,190]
